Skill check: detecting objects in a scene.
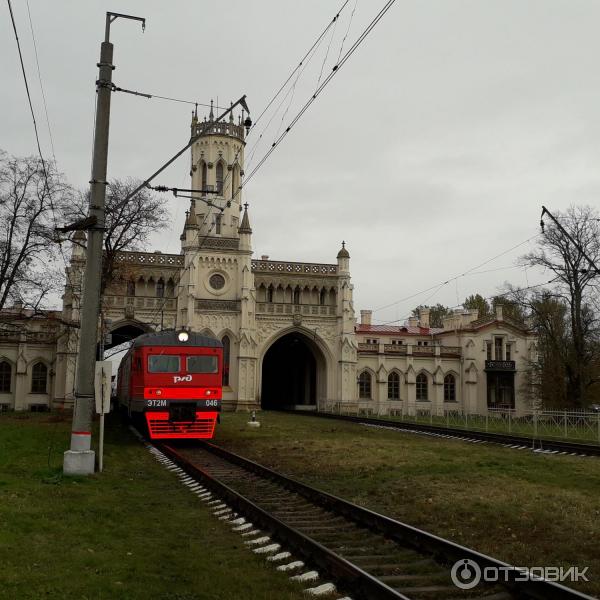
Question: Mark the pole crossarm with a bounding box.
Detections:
[120,96,250,205]
[541,206,600,275]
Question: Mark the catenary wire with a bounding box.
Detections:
[250,0,350,131]
[374,277,560,327]
[6,0,71,276]
[240,0,398,190]
[371,234,540,313]
[25,0,55,162]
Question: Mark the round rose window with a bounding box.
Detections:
[209,273,225,290]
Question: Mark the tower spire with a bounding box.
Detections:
[209,99,214,121]
[238,203,252,234]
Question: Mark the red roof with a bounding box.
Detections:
[356,324,444,336]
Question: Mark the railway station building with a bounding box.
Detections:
[0,111,536,415]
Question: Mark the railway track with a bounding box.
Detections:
[281,410,600,458]
[157,440,593,600]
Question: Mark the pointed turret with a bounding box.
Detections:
[186,200,198,226]
[239,203,253,253]
[239,203,252,234]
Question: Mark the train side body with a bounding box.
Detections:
[117,330,223,439]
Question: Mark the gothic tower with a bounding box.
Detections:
[178,103,257,410]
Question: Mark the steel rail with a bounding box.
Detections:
[159,441,593,600]
[159,443,409,600]
[281,410,600,457]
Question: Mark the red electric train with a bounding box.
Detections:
[117,329,223,440]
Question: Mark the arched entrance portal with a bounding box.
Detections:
[103,320,152,353]
[261,331,326,410]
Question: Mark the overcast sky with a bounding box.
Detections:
[3,1,599,325]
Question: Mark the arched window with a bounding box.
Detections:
[358,371,372,399]
[222,335,230,386]
[127,280,135,297]
[156,279,165,298]
[267,285,274,303]
[201,161,208,192]
[293,287,301,305]
[416,373,428,401]
[31,362,48,394]
[388,372,400,400]
[444,374,456,402]
[319,289,326,306]
[0,361,11,393]
[216,162,224,195]
[215,213,222,235]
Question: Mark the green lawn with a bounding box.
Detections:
[0,412,304,600]
[212,411,600,598]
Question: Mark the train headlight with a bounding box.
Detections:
[178,330,189,342]
[156,389,162,396]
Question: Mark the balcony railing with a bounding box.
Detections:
[358,342,378,353]
[485,360,516,371]
[105,295,177,310]
[252,260,338,276]
[412,346,435,356]
[256,302,336,316]
[440,345,461,357]
[384,344,407,354]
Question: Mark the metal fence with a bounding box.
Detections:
[319,401,600,443]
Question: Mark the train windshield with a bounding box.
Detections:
[148,355,180,373]
[187,356,218,373]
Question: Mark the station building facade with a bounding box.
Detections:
[0,112,536,414]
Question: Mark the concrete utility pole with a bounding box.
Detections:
[64,12,145,476]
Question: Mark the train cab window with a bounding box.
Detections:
[187,356,218,373]
[148,355,180,373]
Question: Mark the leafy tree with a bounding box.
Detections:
[491,295,526,323]
[463,294,491,318]
[412,303,451,328]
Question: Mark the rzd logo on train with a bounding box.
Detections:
[173,374,193,383]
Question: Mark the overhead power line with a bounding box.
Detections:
[250,0,350,131]
[375,277,560,327]
[241,0,398,190]
[372,234,540,313]
[7,0,47,173]
[25,0,55,162]
[7,0,70,274]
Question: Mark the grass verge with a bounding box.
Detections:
[212,411,600,597]
[0,412,304,600]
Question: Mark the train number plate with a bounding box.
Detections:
[146,399,167,408]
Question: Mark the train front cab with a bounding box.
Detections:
[140,345,222,439]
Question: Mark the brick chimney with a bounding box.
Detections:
[420,308,430,328]
[360,310,372,326]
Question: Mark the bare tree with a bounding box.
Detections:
[70,178,170,292]
[0,151,72,317]
[519,205,600,408]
